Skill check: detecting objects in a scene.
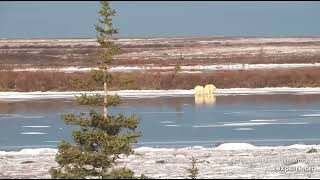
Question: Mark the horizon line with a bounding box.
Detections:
[2,35,320,40]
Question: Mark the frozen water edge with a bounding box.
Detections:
[6,63,320,73]
[1,143,320,178]
[0,87,320,100]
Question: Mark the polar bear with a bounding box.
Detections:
[204,84,216,95]
[194,85,204,95]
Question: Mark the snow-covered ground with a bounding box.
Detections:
[4,63,320,73]
[0,87,320,100]
[1,143,320,178]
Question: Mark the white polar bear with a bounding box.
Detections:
[204,84,216,95]
[194,85,204,95]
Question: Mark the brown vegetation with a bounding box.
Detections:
[0,68,320,92]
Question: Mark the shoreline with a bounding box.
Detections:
[2,142,320,153]
[0,87,320,100]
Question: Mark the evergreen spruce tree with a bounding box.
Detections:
[186,156,199,179]
[50,1,144,179]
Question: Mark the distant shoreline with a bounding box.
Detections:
[1,36,320,92]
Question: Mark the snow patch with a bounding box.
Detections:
[249,119,278,122]
[0,148,57,156]
[215,143,257,150]
[22,126,50,128]
[7,63,320,73]
[233,128,254,131]
[135,147,175,152]
[223,122,272,127]
[164,124,180,127]
[18,148,57,155]
[160,121,175,124]
[20,132,47,135]
[301,114,320,117]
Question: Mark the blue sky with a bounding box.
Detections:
[1,1,320,38]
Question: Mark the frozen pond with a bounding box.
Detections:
[1,94,320,151]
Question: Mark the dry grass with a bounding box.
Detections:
[0,71,98,92]
[118,68,320,89]
[2,39,320,67]
[0,68,320,92]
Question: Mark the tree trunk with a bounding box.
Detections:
[104,21,110,118]
[104,81,107,117]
